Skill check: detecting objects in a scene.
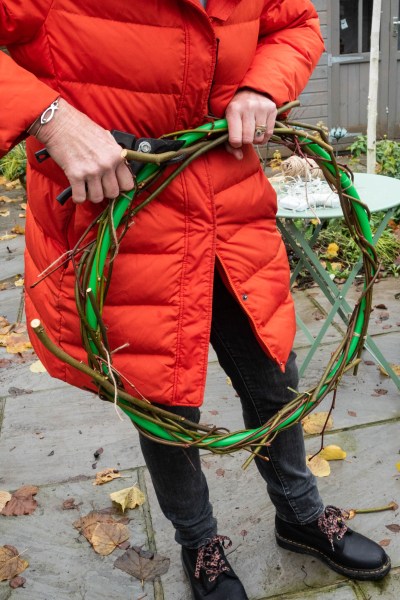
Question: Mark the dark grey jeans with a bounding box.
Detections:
[140,270,324,548]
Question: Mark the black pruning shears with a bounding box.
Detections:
[35,130,185,205]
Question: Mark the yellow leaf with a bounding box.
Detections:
[0,491,12,512]
[0,209,10,217]
[5,331,32,354]
[14,277,24,287]
[326,242,339,259]
[11,225,25,235]
[0,546,29,582]
[379,364,400,377]
[90,522,130,556]
[306,455,331,477]
[319,445,347,461]
[93,468,122,486]
[0,233,17,241]
[29,360,47,373]
[20,203,27,210]
[302,412,334,434]
[396,462,400,472]
[110,486,145,512]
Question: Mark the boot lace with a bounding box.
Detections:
[195,535,232,582]
[318,505,350,550]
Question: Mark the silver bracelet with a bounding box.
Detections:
[28,98,60,137]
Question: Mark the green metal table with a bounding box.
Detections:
[276,172,400,390]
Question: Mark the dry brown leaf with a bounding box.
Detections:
[0,491,12,511]
[0,233,17,241]
[114,546,170,582]
[90,522,130,556]
[110,486,145,512]
[11,225,25,235]
[20,203,27,210]
[1,485,38,516]
[73,511,116,542]
[302,412,334,434]
[379,539,391,547]
[29,360,46,373]
[319,445,347,461]
[0,176,8,185]
[0,195,16,203]
[385,524,400,533]
[93,468,122,486]
[0,546,28,582]
[306,455,331,477]
[62,498,79,510]
[379,364,400,377]
[5,331,32,354]
[9,575,26,588]
[0,209,10,217]
[5,180,22,189]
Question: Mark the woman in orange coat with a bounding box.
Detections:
[0,1,390,597]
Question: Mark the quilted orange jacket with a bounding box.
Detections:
[0,0,323,406]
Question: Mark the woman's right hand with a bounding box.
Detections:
[33,98,135,204]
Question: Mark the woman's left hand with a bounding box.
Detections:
[225,89,277,160]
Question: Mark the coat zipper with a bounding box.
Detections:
[207,37,220,117]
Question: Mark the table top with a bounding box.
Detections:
[276,172,400,220]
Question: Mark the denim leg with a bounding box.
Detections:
[210,270,324,524]
[139,404,217,548]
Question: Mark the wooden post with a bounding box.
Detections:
[367,0,382,174]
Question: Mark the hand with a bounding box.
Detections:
[225,90,277,160]
[34,98,134,204]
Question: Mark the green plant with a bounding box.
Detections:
[0,142,27,182]
[349,135,400,179]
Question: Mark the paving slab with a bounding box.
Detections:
[0,235,24,282]
[0,475,154,600]
[266,581,359,600]
[0,385,143,488]
[145,420,400,599]
[359,568,400,600]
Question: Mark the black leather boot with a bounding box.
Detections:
[181,535,249,599]
[275,505,391,581]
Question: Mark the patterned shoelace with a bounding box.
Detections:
[195,535,232,582]
[318,505,350,550]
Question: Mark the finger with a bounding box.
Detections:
[86,177,105,204]
[116,161,135,191]
[242,111,256,145]
[264,106,278,143]
[101,169,121,199]
[70,179,87,204]
[225,143,243,160]
[226,108,243,149]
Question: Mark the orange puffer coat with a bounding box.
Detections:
[0,0,323,406]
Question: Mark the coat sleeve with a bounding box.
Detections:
[239,0,324,107]
[0,1,59,155]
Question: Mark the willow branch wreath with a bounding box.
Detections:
[31,101,379,468]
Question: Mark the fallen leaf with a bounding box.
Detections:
[0,491,12,511]
[385,524,400,533]
[1,485,38,516]
[302,412,334,434]
[215,468,225,477]
[371,388,388,397]
[319,445,347,461]
[226,376,232,386]
[74,511,116,541]
[0,233,17,241]
[29,360,46,373]
[347,410,357,417]
[14,277,24,287]
[240,530,248,539]
[379,364,400,377]
[10,225,25,235]
[0,209,10,217]
[364,360,375,366]
[375,303,388,310]
[5,180,22,189]
[62,498,79,510]
[8,387,33,397]
[396,462,400,472]
[93,447,104,459]
[90,522,130,556]
[20,203,27,210]
[93,468,122,486]
[110,486,145,512]
[379,539,391,547]
[0,195,15,202]
[9,575,26,588]
[114,546,170,582]
[306,455,331,477]
[18,213,26,218]
[0,546,28,582]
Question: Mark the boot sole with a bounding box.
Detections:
[275,530,391,581]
